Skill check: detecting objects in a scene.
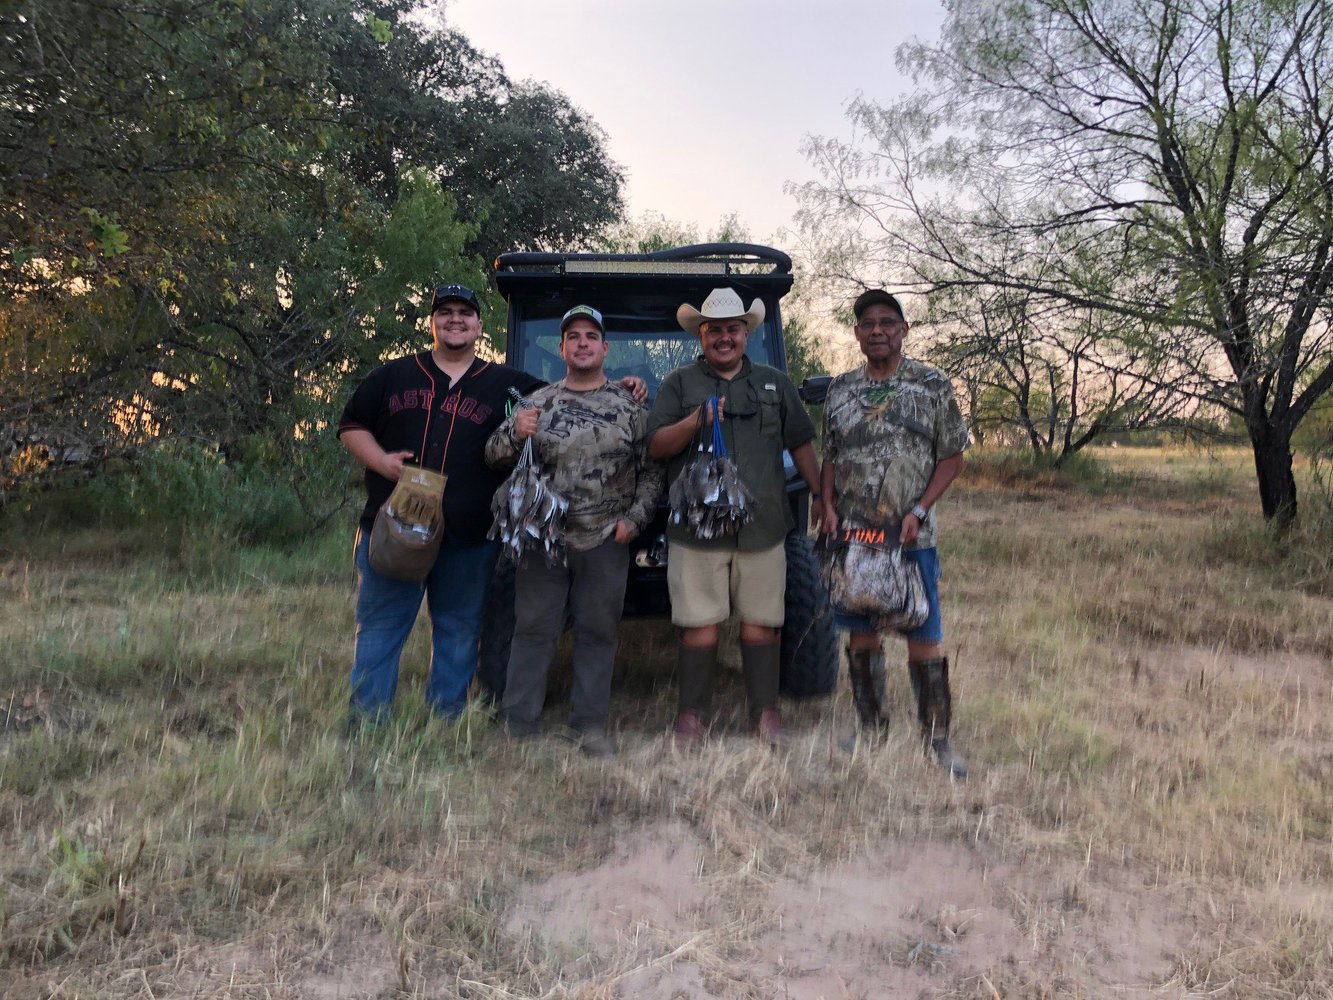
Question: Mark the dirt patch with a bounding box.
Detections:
[160,921,398,1000]
[505,822,1197,998]
[504,820,705,954]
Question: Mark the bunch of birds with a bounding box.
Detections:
[668,395,753,539]
[489,395,569,565]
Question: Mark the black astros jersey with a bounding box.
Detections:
[339,352,543,544]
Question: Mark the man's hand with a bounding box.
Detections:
[899,512,921,546]
[812,497,837,535]
[618,376,648,404]
[379,449,414,481]
[513,408,540,441]
[701,398,724,424]
[613,519,636,544]
[648,398,722,459]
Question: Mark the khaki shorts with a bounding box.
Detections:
[667,542,786,628]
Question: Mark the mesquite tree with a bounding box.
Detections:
[795,0,1333,526]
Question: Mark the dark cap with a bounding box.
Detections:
[853,288,906,322]
[430,283,481,314]
[560,304,604,334]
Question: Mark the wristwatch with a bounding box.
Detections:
[910,503,928,521]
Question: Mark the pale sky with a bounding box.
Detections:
[442,0,948,249]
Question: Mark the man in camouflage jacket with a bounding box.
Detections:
[819,289,970,779]
[485,305,664,757]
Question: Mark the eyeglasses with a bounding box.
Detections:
[857,318,904,332]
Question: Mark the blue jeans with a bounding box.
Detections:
[832,546,944,644]
[350,527,500,718]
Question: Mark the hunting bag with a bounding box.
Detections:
[369,466,447,581]
[822,525,929,632]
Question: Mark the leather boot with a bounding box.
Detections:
[847,645,889,734]
[742,642,786,746]
[674,645,715,746]
[909,657,967,780]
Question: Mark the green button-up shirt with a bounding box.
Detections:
[648,356,816,551]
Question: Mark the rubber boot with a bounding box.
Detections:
[674,644,715,746]
[742,642,786,747]
[847,645,890,734]
[909,657,968,780]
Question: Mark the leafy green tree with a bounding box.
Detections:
[795,0,1333,527]
[0,0,621,496]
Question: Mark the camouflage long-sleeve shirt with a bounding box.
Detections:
[485,380,665,552]
[822,358,969,550]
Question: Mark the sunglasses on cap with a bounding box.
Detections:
[430,284,480,314]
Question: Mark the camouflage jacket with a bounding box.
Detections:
[485,380,665,552]
[821,358,969,550]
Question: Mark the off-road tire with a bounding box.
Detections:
[780,531,838,698]
[476,557,516,704]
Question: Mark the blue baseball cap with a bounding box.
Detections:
[560,304,604,334]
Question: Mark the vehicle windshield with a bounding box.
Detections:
[508,293,781,400]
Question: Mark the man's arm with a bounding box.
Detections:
[900,452,964,545]
[819,456,838,535]
[647,404,707,459]
[484,407,538,469]
[624,414,667,539]
[340,428,412,482]
[646,371,711,459]
[789,440,821,528]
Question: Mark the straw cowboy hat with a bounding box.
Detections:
[676,287,766,337]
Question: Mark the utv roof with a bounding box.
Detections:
[493,242,793,297]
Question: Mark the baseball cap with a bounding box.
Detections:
[560,304,605,334]
[430,283,481,314]
[853,289,906,322]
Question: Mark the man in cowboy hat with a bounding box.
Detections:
[647,287,823,746]
[818,288,969,779]
[484,305,664,757]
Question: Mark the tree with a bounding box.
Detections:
[924,283,1209,462]
[794,0,1333,527]
[0,0,622,491]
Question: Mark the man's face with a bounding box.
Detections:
[559,319,609,375]
[854,303,907,364]
[431,301,484,353]
[699,317,750,372]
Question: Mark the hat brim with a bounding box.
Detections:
[676,298,766,337]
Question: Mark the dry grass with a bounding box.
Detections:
[1,446,1330,998]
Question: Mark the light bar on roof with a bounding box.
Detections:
[563,260,728,274]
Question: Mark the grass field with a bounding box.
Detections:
[1,446,1330,998]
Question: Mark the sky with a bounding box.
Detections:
[441,0,948,250]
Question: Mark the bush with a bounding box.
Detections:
[960,446,1126,494]
[0,438,354,550]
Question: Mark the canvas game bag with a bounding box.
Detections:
[368,466,447,582]
[823,525,930,632]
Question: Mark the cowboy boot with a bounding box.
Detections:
[673,644,715,746]
[847,645,890,734]
[909,657,968,780]
[742,642,786,747]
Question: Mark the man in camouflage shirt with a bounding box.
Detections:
[819,289,970,779]
[485,305,664,757]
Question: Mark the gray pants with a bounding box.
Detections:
[501,537,630,733]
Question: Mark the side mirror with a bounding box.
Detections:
[798,374,832,404]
